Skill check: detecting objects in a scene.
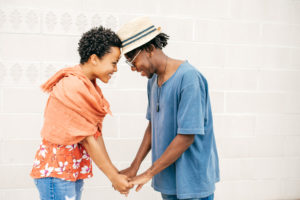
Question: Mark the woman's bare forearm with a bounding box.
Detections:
[81,135,118,180]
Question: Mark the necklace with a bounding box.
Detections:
[156,56,168,112]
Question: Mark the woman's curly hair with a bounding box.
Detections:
[78,26,122,64]
[125,33,169,59]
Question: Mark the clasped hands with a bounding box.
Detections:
[111,166,153,196]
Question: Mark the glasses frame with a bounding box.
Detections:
[125,50,141,68]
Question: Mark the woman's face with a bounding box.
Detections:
[93,47,121,83]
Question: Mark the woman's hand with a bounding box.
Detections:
[81,136,133,196]
[111,173,134,196]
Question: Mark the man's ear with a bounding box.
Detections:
[148,44,155,57]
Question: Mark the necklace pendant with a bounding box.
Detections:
[156,104,160,112]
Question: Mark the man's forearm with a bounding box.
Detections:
[131,121,152,170]
[146,134,194,176]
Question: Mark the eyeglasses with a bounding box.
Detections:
[125,50,141,68]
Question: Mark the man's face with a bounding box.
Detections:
[125,50,154,79]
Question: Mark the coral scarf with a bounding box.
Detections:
[40,65,111,145]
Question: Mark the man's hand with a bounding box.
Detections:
[130,170,153,192]
[119,165,139,178]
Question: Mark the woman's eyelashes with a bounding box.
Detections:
[112,59,119,65]
[112,62,118,68]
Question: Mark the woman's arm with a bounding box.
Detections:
[81,135,133,193]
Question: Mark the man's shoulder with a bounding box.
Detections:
[178,62,202,80]
[177,62,208,89]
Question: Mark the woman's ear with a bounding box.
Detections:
[90,54,98,65]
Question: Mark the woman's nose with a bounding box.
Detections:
[131,66,137,71]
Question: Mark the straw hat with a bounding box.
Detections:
[117,16,161,55]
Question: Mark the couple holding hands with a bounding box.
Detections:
[30,17,219,200]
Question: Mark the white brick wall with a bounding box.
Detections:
[0,0,299,199]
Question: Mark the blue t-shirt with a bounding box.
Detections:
[146,61,220,199]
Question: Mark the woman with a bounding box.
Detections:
[30,26,132,200]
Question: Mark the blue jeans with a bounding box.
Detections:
[34,178,84,200]
[161,193,214,200]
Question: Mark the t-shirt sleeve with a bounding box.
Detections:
[177,77,206,135]
[146,80,151,121]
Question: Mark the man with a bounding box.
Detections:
[117,17,220,200]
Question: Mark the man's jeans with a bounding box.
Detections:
[34,177,84,200]
[161,193,214,200]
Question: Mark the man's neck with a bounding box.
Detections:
[156,57,184,86]
[155,53,169,77]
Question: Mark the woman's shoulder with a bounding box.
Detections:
[52,75,87,94]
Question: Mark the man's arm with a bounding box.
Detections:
[130,133,195,191]
[120,121,152,178]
